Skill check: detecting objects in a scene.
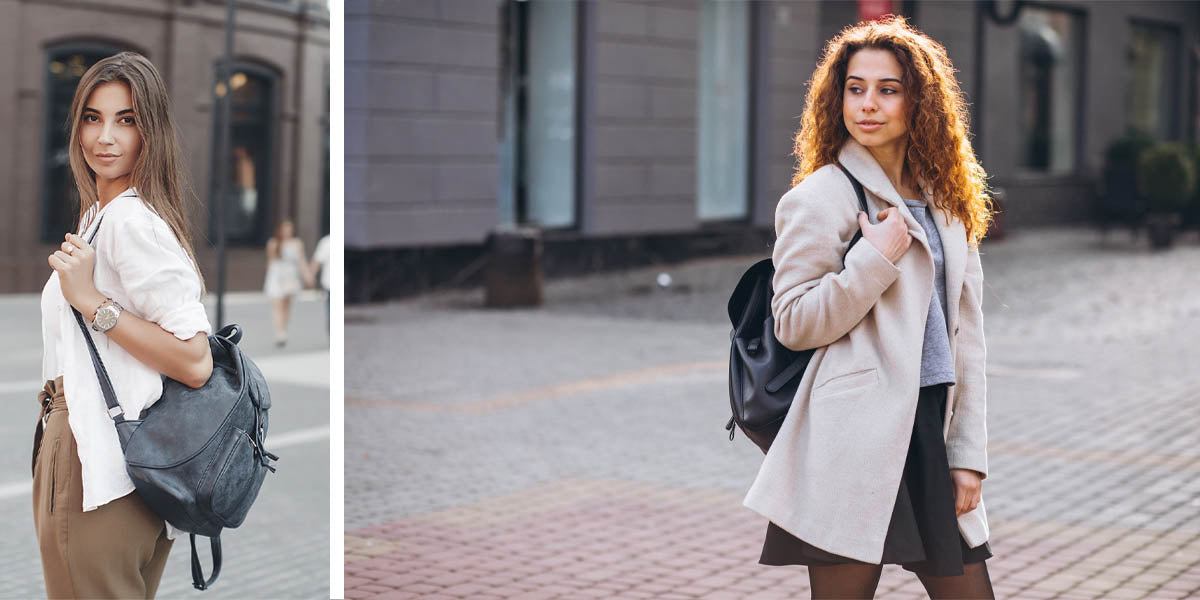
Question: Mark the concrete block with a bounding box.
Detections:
[651,6,698,41]
[651,85,697,120]
[595,164,649,198]
[371,164,435,205]
[485,228,543,307]
[596,81,650,118]
[437,163,499,202]
[650,164,695,197]
[354,66,435,111]
[596,1,650,36]
[365,0,437,19]
[369,21,497,69]
[371,117,495,158]
[436,72,498,113]
[437,0,502,26]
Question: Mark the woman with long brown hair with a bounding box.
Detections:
[743,17,996,598]
[35,51,212,597]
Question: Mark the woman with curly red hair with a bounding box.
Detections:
[742,16,996,598]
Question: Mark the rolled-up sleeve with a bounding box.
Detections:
[110,212,211,340]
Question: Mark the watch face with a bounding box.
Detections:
[96,306,119,330]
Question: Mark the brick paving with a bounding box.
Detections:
[347,228,1200,599]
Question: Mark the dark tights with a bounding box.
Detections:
[808,560,994,599]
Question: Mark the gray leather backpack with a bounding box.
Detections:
[73,217,278,590]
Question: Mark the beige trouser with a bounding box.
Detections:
[32,376,173,599]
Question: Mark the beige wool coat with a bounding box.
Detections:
[742,138,990,564]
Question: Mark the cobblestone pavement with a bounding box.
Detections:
[346,228,1200,599]
[0,291,331,599]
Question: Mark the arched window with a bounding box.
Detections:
[40,43,131,242]
[210,61,279,245]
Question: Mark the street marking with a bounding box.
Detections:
[987,364,1083,380]
[257,351,330,389]
[0,425,329,502]
[0,350,329,396]
[346,360,726,414]
[0,380,45,396]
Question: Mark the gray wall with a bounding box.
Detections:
[592,0,699,235]
[763,1,821,227]
[922,0,1200,228]
[345,0,503,249]
[352,0,1200,251]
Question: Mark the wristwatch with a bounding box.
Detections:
[91,298,124,333]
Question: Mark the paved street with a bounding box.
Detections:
[0,290,330,599]
[346,227,1200,599]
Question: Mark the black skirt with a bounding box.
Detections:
[759,384,992,577]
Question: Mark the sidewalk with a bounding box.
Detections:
[346,227,1200,599]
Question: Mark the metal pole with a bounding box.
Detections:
[214,0,236,329]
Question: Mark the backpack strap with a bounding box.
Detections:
[834,161,870,250]
[190,534,222,590]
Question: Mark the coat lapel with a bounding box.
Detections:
[836,139,928,249]
[836,138,968,331]
[931,201,966,330]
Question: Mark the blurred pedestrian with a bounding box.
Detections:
[311,233,330,334]
[744,16,996,599]
[264,219,311,347]
[36,51,212,598]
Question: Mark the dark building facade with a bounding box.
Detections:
[346,0,1200,302]
[0,0,330,293]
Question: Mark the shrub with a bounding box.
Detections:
[1139,143,1195,214]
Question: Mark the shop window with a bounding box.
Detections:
[1016,7,1083,173]
[697,0,750,221]
[210,61,278,245]
[40,44,128,242]
[1128,20,1181,141]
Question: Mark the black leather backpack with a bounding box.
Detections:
[74,217,278,590]
[725,163,869,453]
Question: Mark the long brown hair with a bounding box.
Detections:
[792,16,993,246]
[67,51,205,287]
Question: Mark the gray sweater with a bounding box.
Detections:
[903,197,956,388]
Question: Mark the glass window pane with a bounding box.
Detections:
[1017,7,1081,173]
[41,47,121,242]
[1128,22,1180,141]
[211,64,276,245]
[521,0,576,228]
[697,0,749,220]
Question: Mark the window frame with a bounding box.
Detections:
[39,41,139,243]
[1128,17,1183,142]
[1009,1,1088,178]
[207,58,281,247]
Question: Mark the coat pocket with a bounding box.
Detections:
[812,368,878,399]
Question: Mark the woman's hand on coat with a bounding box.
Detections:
[950,468,983,516]
[858,208,911,264]
[48,233,106,318]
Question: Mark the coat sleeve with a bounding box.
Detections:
[946,244,988,478]
[770,176,902,351]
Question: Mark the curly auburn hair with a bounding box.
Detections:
[792,16,993,246]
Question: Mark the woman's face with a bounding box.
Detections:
[280,221,295,239]
[842,48,909,151]
[79,81,142,184]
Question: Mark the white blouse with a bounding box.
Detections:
[40,188,211,518]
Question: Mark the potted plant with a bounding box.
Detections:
[1184,142,1200,230]
[1099,132,1155,238]
[1138,143,1196,249]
